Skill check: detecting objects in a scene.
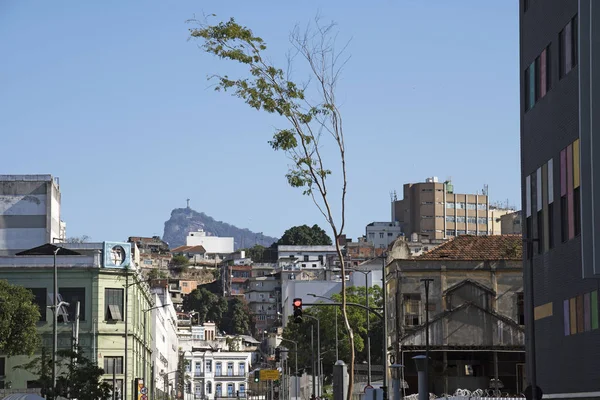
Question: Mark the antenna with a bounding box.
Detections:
[186,198,190,208]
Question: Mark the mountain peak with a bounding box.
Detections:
[162,208,277,250]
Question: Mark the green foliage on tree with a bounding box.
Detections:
[282,285,382,383]
[183,287,228,324]
[222,297,255,335]
[0,279,41,356]
[16,348,111,400]
[183,288,255,335]
[171,255,190,274]
[147,268,169,280]
[277,224,332,246]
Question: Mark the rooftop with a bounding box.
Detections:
[415,235,522,261]
[171,245,207,254]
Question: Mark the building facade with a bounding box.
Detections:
[245,275,281,332]
[391,177,515,240]
[388,235,525,396]
[519,0,600,397]
[0,175,64,256]
[0,242,153,400]
[186,229,234,254]
[365,222,403,249]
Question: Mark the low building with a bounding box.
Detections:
[186,229,234,255]
[129,236,171,270]
[245,275,281,332]
[0,242,153,400]
[365,221,403,249]
[499,211,522,235]
[388,235,525,396]
[180,326,254,400]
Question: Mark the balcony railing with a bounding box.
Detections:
[194,372,247,379]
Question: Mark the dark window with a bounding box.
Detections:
[574,187,581,236]
[536,45,551,99]
[105,288,124,321]
[561,196,568,242]
[549,202,555,249]
[318,255,324,263]
[0,357,5,376]
[537,210,544,254]
[27,381,41,388]
[403,294,421,326]
[59,287,85,321]
[104,357,123,374]
[525,62,536,111]
[27,288,47,322]
[517,293,525,325]
[560,16,578,78]
[303,255,309,262]
[524,0,530,12]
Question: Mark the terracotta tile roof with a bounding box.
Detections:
[171,245,206,254]
[416,235,522,261]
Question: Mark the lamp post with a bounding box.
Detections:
[280,338,298,400]
[382,251,389,400]
[304,315,321,398]
[390,364,404,400]
[307,294,339,361]
[348,268,373,385]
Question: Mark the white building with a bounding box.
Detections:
[365,221,403,249]
[0,174,65,255]
[150,283,179,399]
[277,245,338,269]
[186,229,234,254]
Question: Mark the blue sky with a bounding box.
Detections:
[0,1,520,243]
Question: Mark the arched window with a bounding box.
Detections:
[206,381,212,394]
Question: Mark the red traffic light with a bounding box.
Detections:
[293,299,302,307]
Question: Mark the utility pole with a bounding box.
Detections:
[421,279,434,397]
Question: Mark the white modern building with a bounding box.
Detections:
[0,175,65,255]
[186,229,234,254]
[150,282,179,399]
[365,221,403,249]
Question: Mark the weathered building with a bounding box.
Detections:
[388,235,525,396]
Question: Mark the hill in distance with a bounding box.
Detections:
[162,207,278,250]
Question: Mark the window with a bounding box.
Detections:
[0,358,4,376]
[446,202,455,209]
[564,291,599,335]
[215,362,222,376]
[195,362,201,377]
[467,217,476,224]
[467,203,476,210]
[206,382,212,394]
[239,362,246,376]
[456,202,465,209]
[456,216,465,223]
[379,233,384,239]
[312,264,317,268]
[388,232,393,237]
[227,383,234,397]
[206,360,212,373]
[446,230,455,236]
[240,384,246,396]
[537,210,544,254]
[105,288,124,321]
[517,293,525,325]
[446,216,455,222]
[318,255,323,263]
[27,288,47,322]
[536,45,551,99]
[549,202,555,248]
[574,185,581,236]
[403,294,421,326]
[227,362,234,376]
[104,357,123,374]
[560,16,578,78]
[59,287,86,321]
[524,0,530,12]
[216,384,222,397]
[525,61,536,111]
[303,255,309,262]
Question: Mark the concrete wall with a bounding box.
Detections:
[0,175,61,255]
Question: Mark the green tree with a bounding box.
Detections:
[183,287,228,324]
[191,16,355,395]
[282,285,382,383]
[147,268,168,280]
[16,348,111,400]
[170,255,190,274]
[0,279,41,356]
[221,297,255,335]
[277,224,332,246]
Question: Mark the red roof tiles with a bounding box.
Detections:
[416,235,522,261]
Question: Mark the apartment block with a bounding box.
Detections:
[391,177,514,240]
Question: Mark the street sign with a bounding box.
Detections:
[364,385,374,393]
[260,369,280,381]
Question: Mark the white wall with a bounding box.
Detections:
[365,222,403,249]
[151,291,179,384]
[186,231,234,254]
[281,280,341,328]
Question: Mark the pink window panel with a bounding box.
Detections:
[561,148,567,196]
[567,144,574,239]
[540,49,547,97]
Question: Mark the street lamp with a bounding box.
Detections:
[389,364,404,400]
[304,314,321,398]
[307,293,339,362]
[280,338,299,400]
[347,268,374,386]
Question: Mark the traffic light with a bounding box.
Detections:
[254,370,260,382]
[293,298,303,323]
[275,347,281,362]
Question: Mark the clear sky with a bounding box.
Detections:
[0,1,520,243]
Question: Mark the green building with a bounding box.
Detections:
[0,241,153,400]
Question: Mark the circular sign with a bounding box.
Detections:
[141,395,148,400]
[364,385,374,393]
[389,355,396,365]
[140,387,148,395]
